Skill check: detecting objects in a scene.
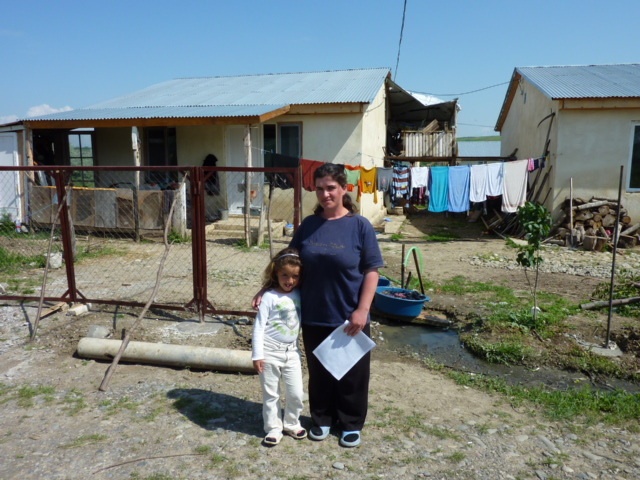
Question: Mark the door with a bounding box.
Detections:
[225,126,263,214]
[0,133,22,222]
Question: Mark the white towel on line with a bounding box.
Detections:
[501,159,529,213]
[486,162,504,197]
[469,164,488,203]
[410,166,430,190]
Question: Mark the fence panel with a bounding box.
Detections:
[0,165,300,316]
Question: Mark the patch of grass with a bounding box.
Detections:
[63,389,87,416]
[447,451,466,463]
[60,434,108,448]
[448,370,640,423]
[168,229,191,244]
[389,233,406,242]
[0,246,46,274]
[233,239,270,251]
[102,396,140,416]
[74,244,125,263]
[592,268,640,317]
[463,335,537,365]
[423,229,460,242]
[17,384,55,407]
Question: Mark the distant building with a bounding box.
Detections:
[496,64,640,220]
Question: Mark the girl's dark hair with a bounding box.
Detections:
[312,163,356,215]
[262,247,302,289]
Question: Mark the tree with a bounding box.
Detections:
[514,202,551,322]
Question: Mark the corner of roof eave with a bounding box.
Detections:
[495,69,522,132]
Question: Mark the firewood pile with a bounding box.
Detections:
[551,197,640,250]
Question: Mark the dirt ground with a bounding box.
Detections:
[1,212,639,479]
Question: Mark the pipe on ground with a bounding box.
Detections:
[77,337,255,373]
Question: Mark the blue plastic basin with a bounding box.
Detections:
[374,287,430,318]
[377,277,391,287]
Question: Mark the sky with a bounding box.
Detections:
[1,0,639,137]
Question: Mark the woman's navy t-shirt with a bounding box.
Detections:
[290,213,384,327]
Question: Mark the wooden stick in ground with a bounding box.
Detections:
[99,177,186,391]
[580,296,640,310]
[30,182,70,341]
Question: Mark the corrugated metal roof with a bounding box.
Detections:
[517,64,640,99]
[27,105,289,121]
[25,68,390,121]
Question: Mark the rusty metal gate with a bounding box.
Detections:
[0,165,301,317]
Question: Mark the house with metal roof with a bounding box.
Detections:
[5,68,458,226]
[495,63,640,222]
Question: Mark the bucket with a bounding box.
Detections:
[377,277,391,287]
[284,224,294,236]
[219,209,229,220]
[374,287,430,319]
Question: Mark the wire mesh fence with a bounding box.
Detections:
[0,165,301,316]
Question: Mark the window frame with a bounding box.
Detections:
[67,130,95,187]
[627,123,640,192]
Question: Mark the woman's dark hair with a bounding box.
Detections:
[262,247,302,289]
[312,163,356,215]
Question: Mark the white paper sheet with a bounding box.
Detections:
[312,321,376,380]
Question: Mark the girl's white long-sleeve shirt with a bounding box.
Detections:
[251,288,301,361]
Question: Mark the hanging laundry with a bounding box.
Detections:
[486,162,504,197]
[469,164,488,203]
[428,166,449,212]
[358,166,378,203]
[411,186,427,206]
[410,166,429,190]
[448,165,471,213]
[344,164,360,193]
[501,159,529,213]
[392,166,411,207]
[376,167,393,194]
[300,159,324,192]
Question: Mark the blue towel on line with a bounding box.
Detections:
[428,166,449,212]
[448,165,471,213]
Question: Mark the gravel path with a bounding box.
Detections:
[1,300,639,480]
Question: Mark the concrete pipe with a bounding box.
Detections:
[77,338,255,373]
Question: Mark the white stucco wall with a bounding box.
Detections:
[500,80,557,161]
[555,110,640,220]
[176,125,225,166]
[94,127,137,187]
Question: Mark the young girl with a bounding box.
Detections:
[252,248,306,446]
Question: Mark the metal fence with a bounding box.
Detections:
[0,165,301,316]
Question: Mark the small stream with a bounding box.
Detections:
[376,321,640,393]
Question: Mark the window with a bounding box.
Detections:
[68,132,95,187]
[629,124,640,191]
[279,123,301,158]
[263,123,302,157]
[145,127,177,186]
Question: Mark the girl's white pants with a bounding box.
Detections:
[259,337,304,434]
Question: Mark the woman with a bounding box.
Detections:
[257,162,383,448]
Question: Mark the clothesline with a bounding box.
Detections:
[253,147,546,214]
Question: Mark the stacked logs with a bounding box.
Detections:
[552,197,640,250]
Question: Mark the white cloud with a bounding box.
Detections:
[26,104,73,117]
[0,114,18,124]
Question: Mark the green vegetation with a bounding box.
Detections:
[74,244,125,263]
[389,232,406,242]
[592,268,640,317]
[60,434,107,448]
[457,136,501,142]
[447,370,640,423]
[0,246,46,274]
[168,229,191,244]
[233,239,270,251]
[423,229,460,242]
[514,202,552,322]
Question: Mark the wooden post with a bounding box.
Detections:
[606,166,624,348]
[243,125,252,247]
[568,178,573,247]
[132,127,141,242]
